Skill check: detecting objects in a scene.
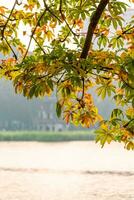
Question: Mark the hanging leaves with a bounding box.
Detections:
[0,0,134,149]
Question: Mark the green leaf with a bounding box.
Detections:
[56,102,62,118]
[47,79,53,91]
[112,19,118,29]
[29,85,36,98]
[110,108,124,120]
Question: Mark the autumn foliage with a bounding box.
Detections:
[0,0,134,149]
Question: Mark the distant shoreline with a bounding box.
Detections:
[0,131,95,142]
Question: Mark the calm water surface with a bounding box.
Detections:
[0,141,133,200]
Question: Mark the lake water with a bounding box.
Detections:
[0,141,134,200]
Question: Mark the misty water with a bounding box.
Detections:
[0,141,134,200]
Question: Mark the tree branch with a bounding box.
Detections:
[43,0,62,23]
[33,36,46,55]
[58,0,79,36]
[117,25,134,39]
[0,13,17,21]
[16,0,22,5]
[59,23,75,42]
[64,18,79,36]
[80,0,109,59]
[121,76,134,90]
[1,0,17,40]
[4,37,18,60]
[22,9,47,61]
[123,119,134,128]
[57,71,66,84]
[59,0,62,13]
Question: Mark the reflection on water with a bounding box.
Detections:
[0,141,134,200]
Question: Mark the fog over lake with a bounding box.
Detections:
[0,141,133,200]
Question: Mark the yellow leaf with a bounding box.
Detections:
[0,6,7,14]
[126,142,134,150]
[49,21,57,29]
[45,31,54,41]
[126,107,134,118]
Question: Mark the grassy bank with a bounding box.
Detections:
[0,130,95,142]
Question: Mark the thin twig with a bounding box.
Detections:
[16,0,22,5]
[33,36,46,55]
[121,76,134,90]
[4,37,18,60]
[43,0,62,23]
[22,9,47,61]
[58,1,79,37]
[1,0,17,39]
[0,14,17,21]
[60,23,75,42]
[57,71,66,84]
[123,119,134,128]
[117,26,134,39]
[64,19,79,36]
[89,71,110,80]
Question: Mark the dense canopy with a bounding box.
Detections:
[0,0,134,149]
